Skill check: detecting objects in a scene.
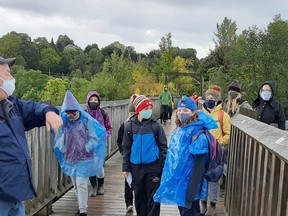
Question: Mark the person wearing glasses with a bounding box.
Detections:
[252,81,286,130]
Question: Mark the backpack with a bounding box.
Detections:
[192,129,224,182]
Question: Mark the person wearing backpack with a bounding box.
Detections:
[86,91,113,197]
[122,95,168,216]
[252,81,285,130]
[154,97,218,216]
[117,95,137,212]
[201,85,231,216]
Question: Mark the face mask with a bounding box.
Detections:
[164,88,168,91]
[89,101,99,110]
[260,91,272,101]
[205,100,216,109]
[0,78,15,96]
[228,91,239,99]
[139,110,152,119]
[177,112,192,123]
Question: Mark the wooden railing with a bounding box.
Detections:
[225,113,288,216]
[25,97,161,215]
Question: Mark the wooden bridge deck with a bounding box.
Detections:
[50,117,225,216]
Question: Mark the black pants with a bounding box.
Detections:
[168,105,173,120]
[131,161,162,216]
[178,200,200,216]
[89,176,104,188]
[160,105,169,123]
[124,179,134,207]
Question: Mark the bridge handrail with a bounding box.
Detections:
[225,113,288,216]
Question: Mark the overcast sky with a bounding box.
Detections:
[0,0,287,59]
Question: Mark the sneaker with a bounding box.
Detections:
[126,205,133,212]
[205,204,216,216]
[200,200,207,215]
[74,210,80,216]
[97,185,105,195]
[89,187,97,197]
[79,213,87,216]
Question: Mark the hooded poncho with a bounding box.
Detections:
[154,111,218,207]
[53,90,107,177]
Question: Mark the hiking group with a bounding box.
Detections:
[1,55,286,216]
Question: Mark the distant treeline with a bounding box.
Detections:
[1,14,288,116]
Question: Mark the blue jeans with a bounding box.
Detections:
[0,200,25,216]
[178,200,200,216]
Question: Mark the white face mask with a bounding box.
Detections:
[0,78,15,96]
[260,91,272,101]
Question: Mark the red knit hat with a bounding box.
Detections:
[132,95,153,114]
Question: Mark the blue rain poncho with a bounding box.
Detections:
[53,90,107,177]
[154,111,218,207]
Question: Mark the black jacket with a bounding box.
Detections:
[252,81,286,130]
[117,122,125,155]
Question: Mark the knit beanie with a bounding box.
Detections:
[133,95,153,114]
[205,85,221,102]
[228,81,241,93]
[177,97,197,111]
[128,94,137,113]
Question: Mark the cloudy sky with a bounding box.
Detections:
[0,0,287,58]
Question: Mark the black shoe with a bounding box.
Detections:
[80,213,87,216]
[74,210,80,216]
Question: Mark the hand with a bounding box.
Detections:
[45,111,63,134]
[123,172,129,178]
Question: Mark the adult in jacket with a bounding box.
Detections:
[122,95,167,216]
[252,81,286,130]
[0,56,63,215]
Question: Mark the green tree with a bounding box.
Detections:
[87,48,104,74]
[13,66,49,100]
[159,32,174,84]
[56,35,74,52]
[0,32,26,66]
[42,78,70,105]
[40,47,61,75]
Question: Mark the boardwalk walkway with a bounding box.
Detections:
[51,116,225,216]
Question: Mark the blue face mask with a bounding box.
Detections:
[177,112,191,123]
[139,110,152,119]
[205,100,216,109]
[260,91,272,101]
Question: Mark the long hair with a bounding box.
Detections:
[225,93,242,116]
[175,111,199,127]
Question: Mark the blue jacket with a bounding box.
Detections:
[122,116,167,172]
[154,111,218,207]
[0,96,59,202]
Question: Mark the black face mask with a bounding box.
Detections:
[89,102,99,110]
